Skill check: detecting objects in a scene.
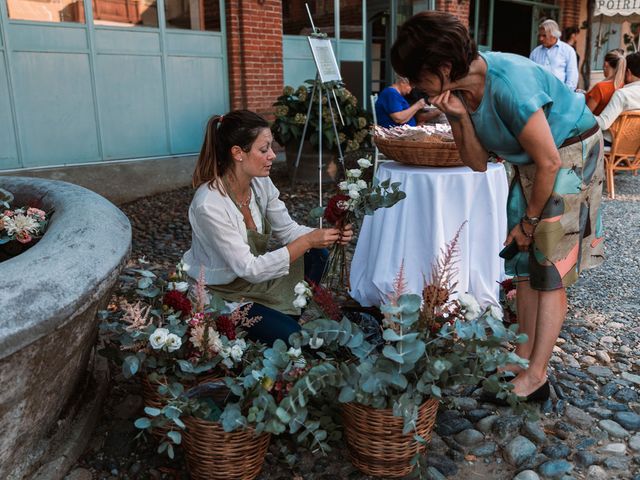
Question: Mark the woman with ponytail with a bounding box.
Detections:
[586,49,626,115]
[183,110,353,345]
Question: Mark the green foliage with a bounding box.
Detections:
[271,80,372,153]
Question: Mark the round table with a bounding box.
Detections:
[349,161,509,308]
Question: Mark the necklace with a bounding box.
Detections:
[237,189,251,208]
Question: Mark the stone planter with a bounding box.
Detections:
[0,177,131,480]
[285,143,337,183]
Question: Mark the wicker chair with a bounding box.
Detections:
[604,110,640,199]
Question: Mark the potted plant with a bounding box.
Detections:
[0,189,50,261]
[290,227,527,478]
[271,81,372,181]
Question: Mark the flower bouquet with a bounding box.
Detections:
[499,278,518,325]
[290,226,527,477]
[99,259,264,456]
[0,189,50,261]
[317,157,406,293]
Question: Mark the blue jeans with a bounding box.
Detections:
[245,248,328,346]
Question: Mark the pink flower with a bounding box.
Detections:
[506,290,517,301]
[3,210,14,217]
[189,312,205,327]
[15,231,32,244]
[27,208,46,220]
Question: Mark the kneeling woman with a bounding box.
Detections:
[182,110,352,345]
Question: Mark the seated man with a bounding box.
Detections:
[595,52,640,144]
[375,76,427,127]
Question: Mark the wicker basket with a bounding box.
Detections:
[342,398,439,478]
[374,135,463,167]
[182,416,271,480]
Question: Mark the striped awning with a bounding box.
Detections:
[595,0,640,22]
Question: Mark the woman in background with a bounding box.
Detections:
[586,49,626,115]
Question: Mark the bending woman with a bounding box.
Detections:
[391,12,604,401]
[182,110,352,345]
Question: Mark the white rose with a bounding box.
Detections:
[347,168,362,178]
[230,344,244,362]
[458,293,481,320]
[489,305,504,320]
[294,357,307,369]
[309,336,324,349]
[293,296,307,309]
[357,158,372,169]
[234,338,247,350]
[149,328,169,350]
[348,190,360,200]
[287,347,302,358]
[294,281,309,296]
[168,281,189,293]
[347,182,359,191]
[338,181,349,191]
[165,333,182,352]
[220,346,231,358]
[356,179,367,190]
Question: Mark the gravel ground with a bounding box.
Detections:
[67,164,640,480]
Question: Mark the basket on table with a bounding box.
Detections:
[182,416,271,480]
[372,124,463,167]
[342,398,439,478]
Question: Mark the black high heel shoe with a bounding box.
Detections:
[480,380,550,406]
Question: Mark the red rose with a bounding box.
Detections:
[324,194,350,225]
[216,315,236,340]
[500,278,514,292]
[163,290,192,318]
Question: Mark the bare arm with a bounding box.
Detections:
[389,98,427,125]
[429,90,489,172]
[505,108,561,250]
[286,228,341,263]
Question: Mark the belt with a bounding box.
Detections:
[560,124,600,149]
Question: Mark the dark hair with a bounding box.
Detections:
[192,110,269,189]
[627,52,640,78]
[604,49,626,88]
[390,11,478,86]
[562,26,580,38]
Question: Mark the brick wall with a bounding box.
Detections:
[226,0,284,117]
[559,0,582,29]
[434,0,470,27]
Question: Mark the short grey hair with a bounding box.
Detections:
[539,19,561,39]
[394,74,410,84]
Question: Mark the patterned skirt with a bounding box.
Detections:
[505,130,605,290]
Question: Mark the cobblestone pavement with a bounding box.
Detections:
[68,165,640,480]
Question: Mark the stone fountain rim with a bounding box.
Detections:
[0,176,131,360]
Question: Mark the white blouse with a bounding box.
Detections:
[182,177,313,285]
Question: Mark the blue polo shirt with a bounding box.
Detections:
[375,87,416,128]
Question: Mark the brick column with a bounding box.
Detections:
[435,0,471,27]
[558,0,581,28]
[226,0,284,116]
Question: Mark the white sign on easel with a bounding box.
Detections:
[308,37,342,83]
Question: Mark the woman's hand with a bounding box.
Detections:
[504,223,533,252]
[428,90,467,120]
[338,224,354,245]
[304,228,341,249]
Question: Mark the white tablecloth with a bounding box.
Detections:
[350,162,509,308]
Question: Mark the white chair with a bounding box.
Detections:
[370,93,392,174]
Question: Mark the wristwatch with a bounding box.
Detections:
[522,214,540,226]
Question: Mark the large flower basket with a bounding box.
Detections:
[373,135,463,167]
[342,398,439,478]
[182,416,271,480]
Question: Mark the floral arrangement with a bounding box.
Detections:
[99,259,264,456]
[271,80,372,153]
[318,157,406,291]
[0,188,49,247]
[499,278,518,326]
[291,226,528,431]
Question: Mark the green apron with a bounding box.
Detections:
[208,185,304,316]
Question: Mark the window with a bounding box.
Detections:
[283,0,334,36]
[469,0,491,48]
[590,21,623,70]
[339,0,362,40]
[6,0,85,23]
[92,0,158,28]
[165,0,221,31]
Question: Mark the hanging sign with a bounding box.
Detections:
[594,0,640,21]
